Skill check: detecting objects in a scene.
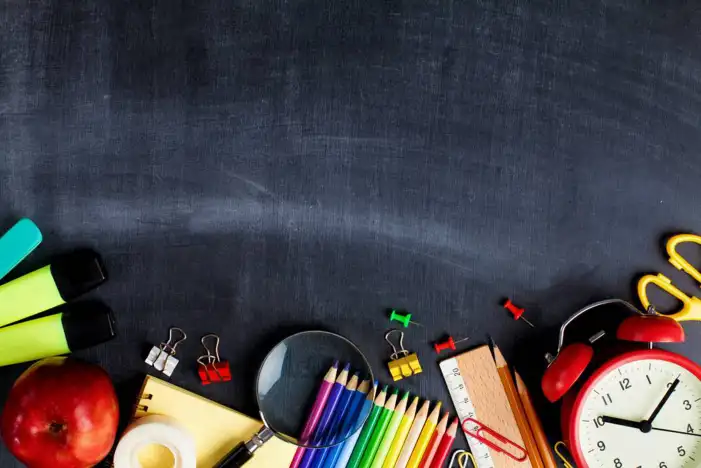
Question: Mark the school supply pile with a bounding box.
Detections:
[440,343,556,468]
[289,361,457,468]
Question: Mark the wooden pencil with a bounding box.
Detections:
[370,391,409,468]
[493,345,543,468]
[394,400,430,468]
[358,389,400,468]
[418,411,448,468]
[515,370,558,468]
[346,386,389,468]
[405,401,441,468]
[428,417,458,468]
[382,396,419,468]
[290,361,339,468]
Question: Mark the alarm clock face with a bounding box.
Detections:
[571,349,701,468]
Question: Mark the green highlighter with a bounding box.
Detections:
[0,301,116,367]
[0,250,107,328]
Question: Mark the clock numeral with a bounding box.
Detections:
[602,393,613,406]
[614,458,622,468]
[660,462,668,468]
[619,378,631,391]
[683,400,692,411]
[594,416,606,428]
[646,375,652,385]
[687,424,694,434]
[597,441,606,451]
[678,446,686,457]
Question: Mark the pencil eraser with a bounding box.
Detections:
[0,218,42,282]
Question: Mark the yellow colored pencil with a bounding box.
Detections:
[419,411,449,467]
[382,396,419,468]
[394,400,430,468]
[405,402,441,468]
[370,392,410,468]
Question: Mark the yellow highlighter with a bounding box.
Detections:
[0,250,107,328]
[0,301,116,367]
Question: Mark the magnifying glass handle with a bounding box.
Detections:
[213,426,274,468]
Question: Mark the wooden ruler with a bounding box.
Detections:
[440,345,532,468]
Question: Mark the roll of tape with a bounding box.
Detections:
[114,415,197,468]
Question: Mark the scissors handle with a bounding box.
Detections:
[638,274,701,322]
[667,234,701,286]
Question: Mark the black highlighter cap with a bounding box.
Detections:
[61,302,117,351]
[51,250,108,302]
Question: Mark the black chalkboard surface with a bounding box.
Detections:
[1,0,701,465]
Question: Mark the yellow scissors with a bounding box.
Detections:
[638,234,701,322]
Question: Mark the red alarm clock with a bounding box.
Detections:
[541,299,701,468]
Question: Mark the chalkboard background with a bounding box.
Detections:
[1,0,701,465]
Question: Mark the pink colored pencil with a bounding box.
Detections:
[289,361,340,468]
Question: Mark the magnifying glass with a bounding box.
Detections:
[214,330,376,467]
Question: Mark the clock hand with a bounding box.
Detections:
[601,416,644,430]
[651,427,701,438]
[646,378,680,426]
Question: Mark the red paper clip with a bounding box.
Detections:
[461,417,528,462]
[197,334,232,385]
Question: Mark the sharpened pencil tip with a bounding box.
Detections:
[342,362,351,371]
[332,360,340,368]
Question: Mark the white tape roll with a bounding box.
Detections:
[114,415,197,468]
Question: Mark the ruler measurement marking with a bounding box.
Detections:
[440,358,496,468]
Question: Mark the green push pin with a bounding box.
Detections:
[389,309,423,328]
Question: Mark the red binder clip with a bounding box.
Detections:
[197,334,231,385]
[461,417,528,462]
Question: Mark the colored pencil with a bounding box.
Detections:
[346,386,389,468]
[335,383,378,468]
[494,346,544,468]
[394,399,430,468]
[299,363,351,468]
[370,391,410,468]
[321,379,372,468]
[428,417,458,468]
[358,389,400,468]
[418,412,448,468]
[289,361,339,468]
[405,401,441,468]
[515,370,558,468]
[311,372,360,467]
[382,396,419,468]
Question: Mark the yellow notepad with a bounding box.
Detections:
[131,375,295,468]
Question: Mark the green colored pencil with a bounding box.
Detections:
[346,385,389,468]
[369,391,409,468]
[358,389,400,468]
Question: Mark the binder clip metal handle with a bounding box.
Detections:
[145,327,187,377]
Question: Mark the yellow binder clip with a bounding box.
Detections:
[385,329,422,381]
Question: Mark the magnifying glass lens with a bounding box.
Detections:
[256,331,375,448]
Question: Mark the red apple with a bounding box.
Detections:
[1,357,119,468]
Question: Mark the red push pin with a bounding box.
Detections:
[433,335,470,354]
[503,299,534,328]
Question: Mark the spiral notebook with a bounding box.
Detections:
[131,375,295,468]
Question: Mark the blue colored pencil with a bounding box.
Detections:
[330,382,376,468]
[320,380,373,468]
[314,373,361,467]
[299,364,351,468]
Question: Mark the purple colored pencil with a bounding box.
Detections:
[289,361,340,468]
[298,364,352,468]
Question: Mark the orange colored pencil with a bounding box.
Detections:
[493,345,543,468]
[515,370,558,468]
